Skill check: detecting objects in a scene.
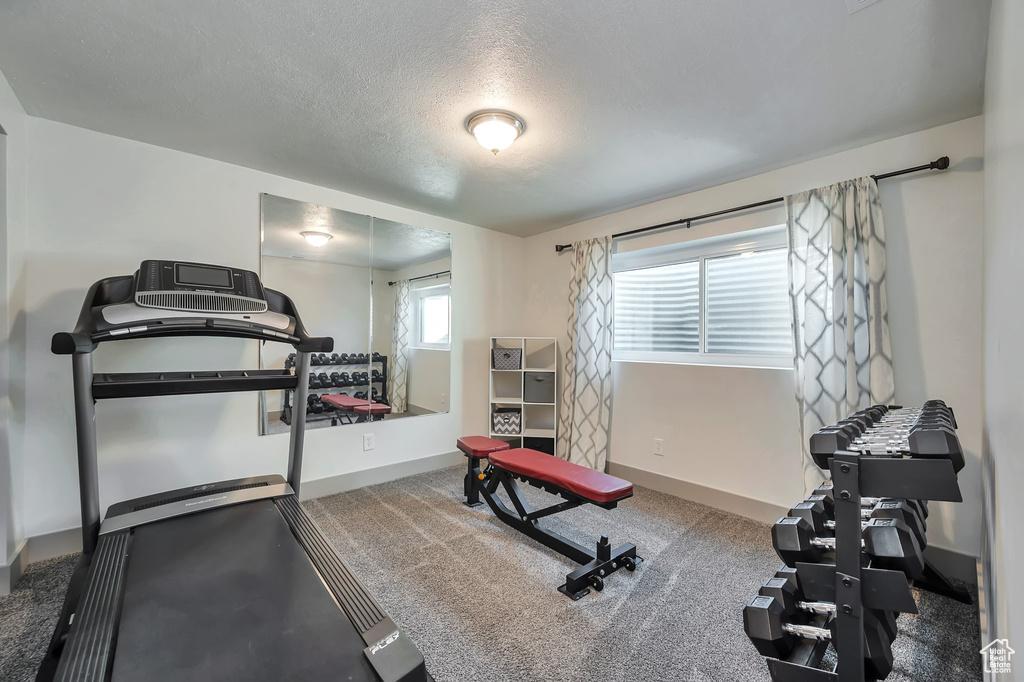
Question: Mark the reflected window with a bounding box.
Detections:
[413,283,451,349]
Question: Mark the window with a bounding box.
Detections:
[412,283,451,349]
[612,226,792,368]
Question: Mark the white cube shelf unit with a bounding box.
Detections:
[489,337,558,455]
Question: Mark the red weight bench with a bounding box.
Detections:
[321,394,392,423]
[458,436,643,600]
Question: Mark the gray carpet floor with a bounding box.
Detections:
[1,466,981,681]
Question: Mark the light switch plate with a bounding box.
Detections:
[845,0,881,14]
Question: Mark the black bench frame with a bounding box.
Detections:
[463,452,642,599]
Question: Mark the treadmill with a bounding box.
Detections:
[38,259,429,682]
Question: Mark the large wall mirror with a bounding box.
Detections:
[258,194,452,435]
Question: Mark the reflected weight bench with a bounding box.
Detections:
[321,394,392,423]
[458,436,643,599]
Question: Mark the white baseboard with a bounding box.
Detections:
[1,538,29,596]
[608,461,978,585]
[17,451,465,570]
[300,450,463,500]
[608,462,789,525]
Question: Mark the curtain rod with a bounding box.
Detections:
[388,270,451,286]
[553,156,950,253]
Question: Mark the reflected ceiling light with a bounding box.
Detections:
[301,231,332,247]
[466,110,525,155]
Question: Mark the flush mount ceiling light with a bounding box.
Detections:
[301,231,332,247]
[465,110,526,155]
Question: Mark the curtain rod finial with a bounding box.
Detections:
[934,156,950,171]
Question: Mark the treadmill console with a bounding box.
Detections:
[136,260,267,313]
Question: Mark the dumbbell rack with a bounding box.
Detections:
[767,446,965,681]
[280,355,388,426]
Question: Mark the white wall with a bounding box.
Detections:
[523,116,985,559]
[261,255,372,367]
[408,349,450,413]
[983,0,1023,658]
[16,117,524,541]
[0,66,28,568]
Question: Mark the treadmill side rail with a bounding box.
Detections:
[276,496,428,682]
[54,530,131,682]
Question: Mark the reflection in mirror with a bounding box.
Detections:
[258,194,451,435]
[259,194,371,435]
[370,219,452,420]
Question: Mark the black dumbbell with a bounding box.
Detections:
[372,351,383,362]
[771,516,924,578]
[811,423,963,472]
[354,391,367,400]
[308,374,322,390]
[310,353,320,366]
[765,568,899,643]
[335,372,350,387]
[311,398,324,414]
[318,373,331,388]
[330,353,341,364]
[813,482,928,522]
[745,581,894,678]
[790,496,927,551]
[371,369,382,382]
[330,372,343,387]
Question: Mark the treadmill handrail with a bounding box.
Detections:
[51,273,333,355]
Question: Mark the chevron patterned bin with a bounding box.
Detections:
[491,408,522,435]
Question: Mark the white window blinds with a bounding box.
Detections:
[704,248,791,356]
[613,261,700,353]
[611,226,793,367]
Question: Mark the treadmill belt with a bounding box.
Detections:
[112,500,379,681]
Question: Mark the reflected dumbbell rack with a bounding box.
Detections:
[280,352,389,426]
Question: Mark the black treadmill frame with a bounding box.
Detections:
[38,266,428,682]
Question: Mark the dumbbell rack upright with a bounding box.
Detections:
[768,450,964,682]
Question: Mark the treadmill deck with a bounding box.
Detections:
[111,500,379,681]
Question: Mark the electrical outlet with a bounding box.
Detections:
[654,438,664,456]
[844,0,881,14]
[363,433,375,451]
[441,392,447,406]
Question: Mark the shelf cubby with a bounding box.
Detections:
[489,337,557,454]
[524,338,557,371]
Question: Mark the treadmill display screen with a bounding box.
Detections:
[175,264,232,288]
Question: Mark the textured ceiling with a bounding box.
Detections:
[0,0,990,236]
[261,194,450,270]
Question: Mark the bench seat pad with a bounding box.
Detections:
[321,394,391,414]
[488,448,633,504]
[352,402,392,415]
[457,436,511,457]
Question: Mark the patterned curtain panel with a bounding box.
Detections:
[388,280,411,413]
[557,237,614,470]
[786,177,895,493]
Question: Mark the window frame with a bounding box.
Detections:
[410,281,452,351]
[612,225,792,370]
